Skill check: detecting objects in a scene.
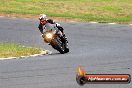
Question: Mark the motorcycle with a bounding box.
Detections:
[42,29,69,54]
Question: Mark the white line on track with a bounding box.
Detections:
[108,23,116,24]
[0,16,4,18]
[89,22,98,24]
[0,50,52,60]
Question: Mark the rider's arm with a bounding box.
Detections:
[47,19,55,24]
[38,23,44,34]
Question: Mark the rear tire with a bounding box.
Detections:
[64,42,69,53]
[64,48,69,53]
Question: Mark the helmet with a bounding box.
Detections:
[39,14,47,25]
[39,14,47,20]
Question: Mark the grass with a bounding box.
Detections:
[0,0,132,23]
[0,43,43,58]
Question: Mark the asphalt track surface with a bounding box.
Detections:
[0,17,132,88]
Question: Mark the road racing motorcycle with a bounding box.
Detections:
[42,29,69,54]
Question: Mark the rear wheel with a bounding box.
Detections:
[64,41,69,53]
[64,48,69,53]
[57,46,65,54]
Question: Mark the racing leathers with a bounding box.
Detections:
[38,19,68,44]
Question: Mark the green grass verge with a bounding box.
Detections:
[0,0,132,23]
[0,43,43,58]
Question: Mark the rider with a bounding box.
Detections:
[38,14,68,44]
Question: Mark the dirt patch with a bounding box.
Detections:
[0,13,132,24]
[0,13,80,22]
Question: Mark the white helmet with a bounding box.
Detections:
[39,14,47,20]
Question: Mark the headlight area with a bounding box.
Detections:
[45,33,53,39]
